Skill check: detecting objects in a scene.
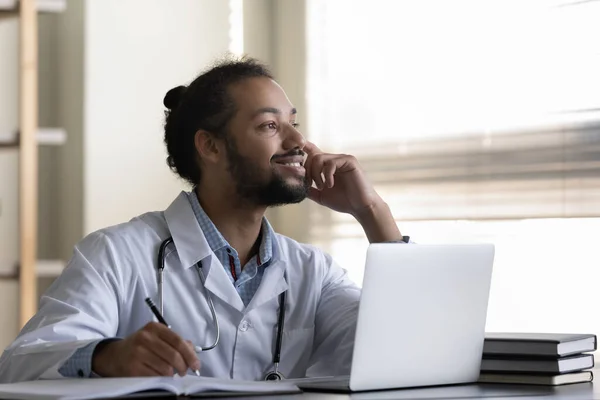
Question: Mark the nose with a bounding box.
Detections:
[282,122,306,151]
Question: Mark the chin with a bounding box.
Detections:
[257,181,309,207]
[266,195,307,208]
[243,171,310,207]
[284,176,307,188]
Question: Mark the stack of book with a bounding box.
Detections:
[479,333,596,386]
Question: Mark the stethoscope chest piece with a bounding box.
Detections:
[264,370,285,381]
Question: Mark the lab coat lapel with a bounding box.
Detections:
[163,192,212,270]
[202,255,245,313]
[164,192,244,312]
[245,260,288,312]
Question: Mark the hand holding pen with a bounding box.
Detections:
[145,298,201,376]
[91,299,201,378]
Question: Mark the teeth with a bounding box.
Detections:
[282,162,301,167]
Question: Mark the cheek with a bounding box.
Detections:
[234,134,282,171]
[236,148,274,176]
[255,141,281,169]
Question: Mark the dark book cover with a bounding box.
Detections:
[484,333,597,357]
[481,353,594,374]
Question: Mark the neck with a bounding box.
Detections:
[195,185,266,266]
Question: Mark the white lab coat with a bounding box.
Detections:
[0,192,361,383]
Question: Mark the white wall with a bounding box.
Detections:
[0,0,232,348]
[243,0,274,65]
[82,0,230,235]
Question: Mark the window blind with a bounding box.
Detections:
[306,0,600,241]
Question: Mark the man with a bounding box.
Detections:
[0,58,404,383]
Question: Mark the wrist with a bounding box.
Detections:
[92,338,121,377]
[353,199,402,243]
[353,197,385,223]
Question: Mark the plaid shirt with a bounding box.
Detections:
[186,190,274,307]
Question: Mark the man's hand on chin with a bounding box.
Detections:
[303,141,402,243]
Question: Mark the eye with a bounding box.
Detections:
[260,122,278,131]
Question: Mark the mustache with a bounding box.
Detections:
[271,149,306,161]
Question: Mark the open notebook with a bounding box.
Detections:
[0,376,300,400]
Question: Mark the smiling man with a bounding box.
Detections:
[0,57,404,383]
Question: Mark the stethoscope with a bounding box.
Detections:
[157,237,287,381]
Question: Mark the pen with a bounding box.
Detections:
[145,297,200,376]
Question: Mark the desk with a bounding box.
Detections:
[131,381,595,400]
[294,382,595,400]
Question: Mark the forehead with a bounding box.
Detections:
[228,77,294,116]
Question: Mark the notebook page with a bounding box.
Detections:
[178,375,299,394]
[0,377,178,400]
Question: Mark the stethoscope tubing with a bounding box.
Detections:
[156,237,286,380]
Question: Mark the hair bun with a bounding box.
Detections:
[163,85,187,110]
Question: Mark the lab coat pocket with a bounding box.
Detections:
[278,326,315,378]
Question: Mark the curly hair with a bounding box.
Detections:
[163,56,273,185]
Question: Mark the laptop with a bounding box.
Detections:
[298,243,495,393]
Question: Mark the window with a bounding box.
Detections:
[306,0,600,332]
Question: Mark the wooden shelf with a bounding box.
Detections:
[0,259,65,280]
[0,0,16,12]
[35,0,65,13]
[35,259,65,277]
[0,0,66,13]
[18,0,38,327]
[0,140,19,148]
[3,0,66,327]
[0,128,67,148]
[0,8,18,16]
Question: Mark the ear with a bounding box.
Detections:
[194,130,222,164]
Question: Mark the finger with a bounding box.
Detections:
[134,365,165,377]
[302,148,314,188]
[186,340,202,371]
[147,337,188,376]
[322,161,336,188]
[138,346,174,377]
[185,340,198,355]
[303,142,324,186]
[154,327,200,373]
[309,154,326,190]
[140,327,189,376]
[313,171,325,190]
[302,141,323,156]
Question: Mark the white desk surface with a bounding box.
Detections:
[238,370,599,400]
[289,381,596,400]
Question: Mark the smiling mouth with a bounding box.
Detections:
[273,159,306,176]
[273,156,305,167]
[276,161,303,167]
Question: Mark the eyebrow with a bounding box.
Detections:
[252,107,297,118]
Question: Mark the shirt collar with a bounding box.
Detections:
[186,190,274,266]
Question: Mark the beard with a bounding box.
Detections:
[224,137,310,207]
